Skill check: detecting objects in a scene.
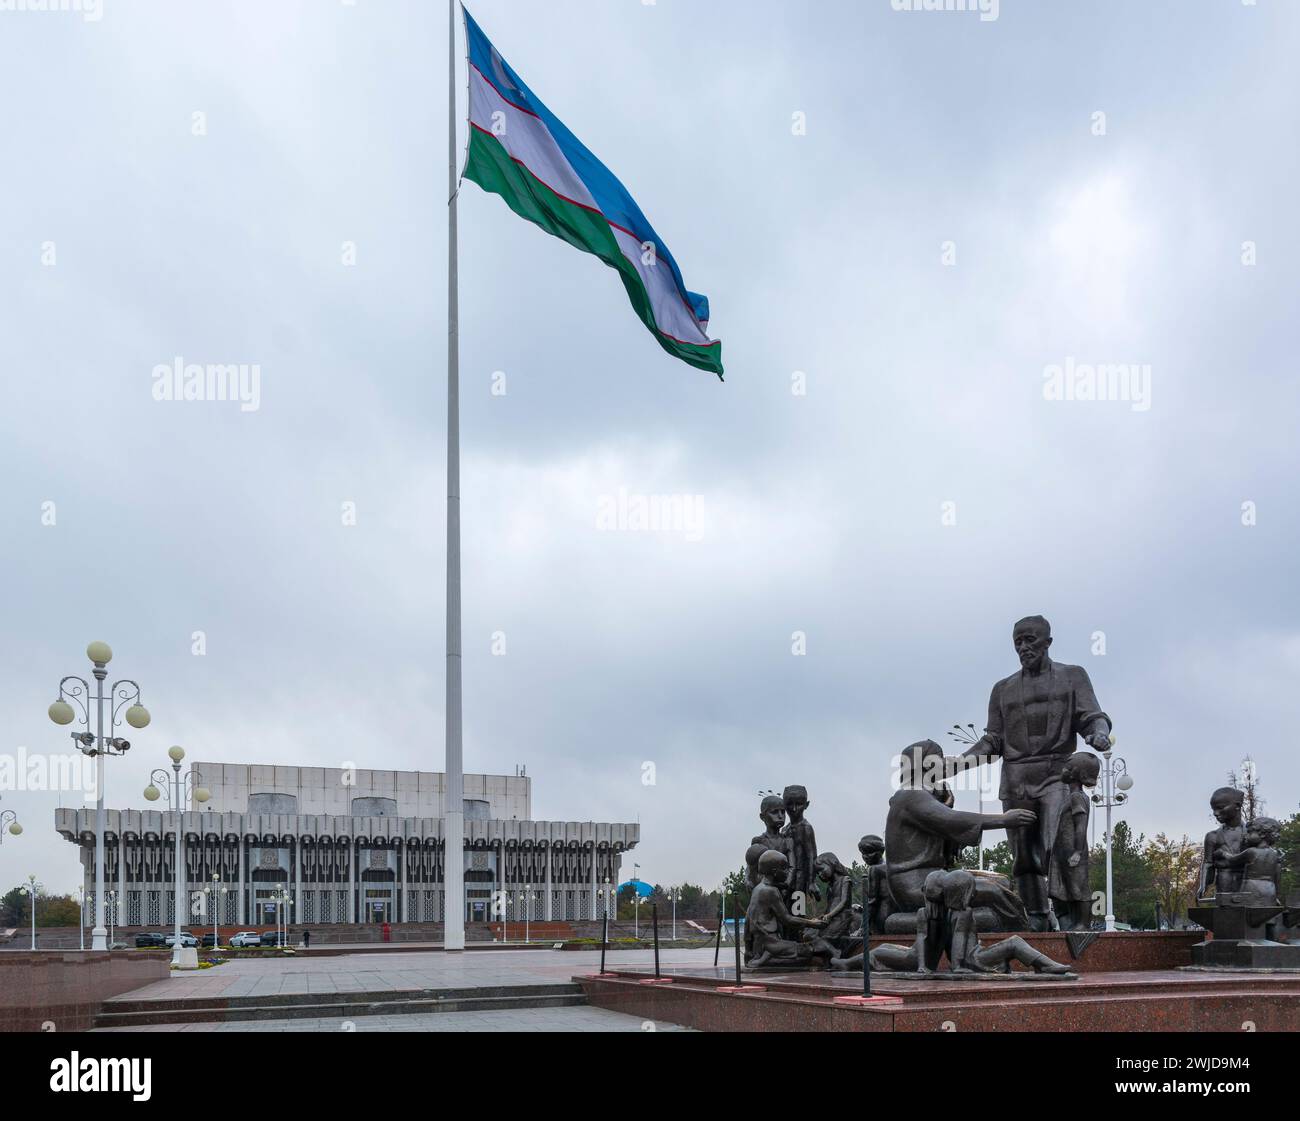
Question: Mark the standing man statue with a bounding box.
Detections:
[949,616,1113,932]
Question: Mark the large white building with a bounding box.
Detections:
[55,762,639,928]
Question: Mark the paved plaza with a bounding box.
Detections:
[90,945,719,1031]
[108,945,721,1002]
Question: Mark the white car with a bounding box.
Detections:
[229,931,263,948]
[163,932,199,948]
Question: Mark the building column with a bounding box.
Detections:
[294,839,303,926]
[238,837,246,924]
[117,836,127,929]
[349,839,357,924]
[590,843,597,921]
[545,845,552,921]
[397,839,405,923]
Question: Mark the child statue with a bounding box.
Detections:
[1215,817,1283,906]
[746,794,790,889]
[938,870,1072,975]
[1049,751,1101,930]
[1197,787,1248,899]
[857,833,896,934]
[745,849,828,969]
[781,785,819,907]
[811,852,860,952]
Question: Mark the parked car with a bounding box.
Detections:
[134,932,166,948]
[163,931,199,948]
[258,932,286,947]
[228,931,263,948]
[200,933,222,948]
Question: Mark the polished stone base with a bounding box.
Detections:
[871,969,1078,981]
[577,964,1300,1032]
[1191,938,1300,970]
[0,951,171,1032]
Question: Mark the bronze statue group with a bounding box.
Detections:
[740,616,1297,978]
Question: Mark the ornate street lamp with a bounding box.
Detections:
[144,745,209,964]
[1092,738,1134,933]
[203,873,229,949]
[19,874,42,950]
[75,884,85,951]
[48,641,152,949]
[601,877,615,923]
[0,795,21,844]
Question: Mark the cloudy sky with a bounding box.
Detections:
[2,0,1298,899]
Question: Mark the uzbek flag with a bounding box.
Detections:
[463,8,723,378]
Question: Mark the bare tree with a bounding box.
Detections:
[1227,757,1265,821]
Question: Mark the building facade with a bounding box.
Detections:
[54,763,638,928]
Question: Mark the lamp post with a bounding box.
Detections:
[524,883,532,943]
[267,888,289,948]
[48,641,152,950]
[19,874,42,950]
[1091,739,1133,933]
[600,877,613,924]
[75,885,85,951]
[270,889,283,948]
[203,873,227,948]
[668,888,680,942]
[144,746,209,965]
[106,889,118,947]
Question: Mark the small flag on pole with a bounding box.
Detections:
[462,7,723,378]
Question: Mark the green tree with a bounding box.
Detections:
[1278,808,1300,901]
[1089,820,1156,928]
[957,841,1014,877]
[615,881,639,920]
[720,866,751,918]
[39,894,82,927]
[0,886,25,928]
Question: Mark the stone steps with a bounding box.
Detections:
[94,982,587,1027]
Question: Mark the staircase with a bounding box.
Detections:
[94,983,587,1028]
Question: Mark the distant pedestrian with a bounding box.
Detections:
[303,929,311,948]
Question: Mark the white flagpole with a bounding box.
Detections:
[444,0,465,952]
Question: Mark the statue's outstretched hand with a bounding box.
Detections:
[1003,808,1037,829]
[1086,732,1112,752]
